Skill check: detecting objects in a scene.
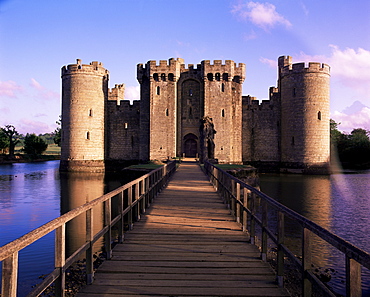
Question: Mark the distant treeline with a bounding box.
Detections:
[331,119,370,169]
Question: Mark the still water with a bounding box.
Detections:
[259,171,370,295]
[0,161,370,296]
[0,160,140,296]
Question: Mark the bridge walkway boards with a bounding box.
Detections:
[77,160,289,297]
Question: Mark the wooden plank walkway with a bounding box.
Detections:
[77,159,289,296]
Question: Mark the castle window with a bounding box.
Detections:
[86,131,90,140]
[293,88,296,97]
[165,108,169,116]
[221,109,225,117]
[215,73,221,81]
[131,136,134,147]
[207,73,213,81]
[156,86,160,95]
[153,73,159,81]
[318,111,322,120]
[161,73,166,81]
[221,83,225,92]
[233,76,240,83]
[189,89,193,96]
[89,109,93,117]
[124,122,128,129]
[291,136,295,145]
[168,73,174,81]
[189,107,193,119]
[223,73,229,81]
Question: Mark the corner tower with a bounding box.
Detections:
[60,59,109,172]
[278,56,330,171]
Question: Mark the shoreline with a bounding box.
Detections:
[0,154,60,164]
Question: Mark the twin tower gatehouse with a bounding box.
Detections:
[60,56,330,173]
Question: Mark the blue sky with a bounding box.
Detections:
[0,0,369,134]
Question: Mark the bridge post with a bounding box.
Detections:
[135,182,140,221]
[55,225,66,297]
[242,188,249,233]
[346,256,362,297]
[140,180,146,214]
[277,211,285,287]
[231,179,236,216]
[86,208,94,284]
[1,252,18,297]
[117,191,124,243]
[302,228,312,297]
[128,187,133,230]
[104,199,112,260]
[236,183,241,224]
[250,193,256,245]
[261,199,268,262]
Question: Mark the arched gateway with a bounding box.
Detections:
[183,133,198,157]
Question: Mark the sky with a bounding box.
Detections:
[0,0,369,134]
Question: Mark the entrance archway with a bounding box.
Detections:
[183,133,198,157]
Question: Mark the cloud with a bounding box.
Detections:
[260,57,277,68]
[125,85,140,101]
[300,2,309,16]
[331,107,370,133]
[231,1,292,31]
[242,30,257,41]
[17,118,55,135]
[29,78,60,101]
[328,45,370,91]
[0,80,23,98]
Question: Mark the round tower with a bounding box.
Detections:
[60,59,109,172]
[278,56,330,172]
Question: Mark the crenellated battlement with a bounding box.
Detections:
[137,58,184,82]
[243,95,275,110]
[61,59,109,76]
[108,84,125,104]
[201,60,246,81]
[278,56,330,77]
[107,98,140,110]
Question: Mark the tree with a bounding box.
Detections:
[330,119,342,145]
[23,133,48,156]
[337,128,370,168]
[0,130,9,153]
[54,116,61,147]
[1,125,20,159]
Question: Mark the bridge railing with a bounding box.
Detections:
[203,161,370,297]
[0,160,177,297]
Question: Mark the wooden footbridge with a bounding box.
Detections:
[2,159,370,297]
[76,159,288,296]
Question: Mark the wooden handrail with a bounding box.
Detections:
[203,161,370,297]
[0,161,176,297]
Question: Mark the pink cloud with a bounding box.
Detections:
[259,57,277,68]
[17,118,56,135]
[231,1,292,31]
[0,80,23,98]
[331,107,370,133]
[30,78,60,101]
[125,85,140,101]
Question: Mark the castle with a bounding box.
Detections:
[60,56,330,173]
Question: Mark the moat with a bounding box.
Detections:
[0,161,370,296]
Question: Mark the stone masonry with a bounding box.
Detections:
[60,56,331,173]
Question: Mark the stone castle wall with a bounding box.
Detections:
[201,60,245,163]
[60,56,331,173]
[242,90,280,165]
[278,56,331,170]
[60,59,108,172]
